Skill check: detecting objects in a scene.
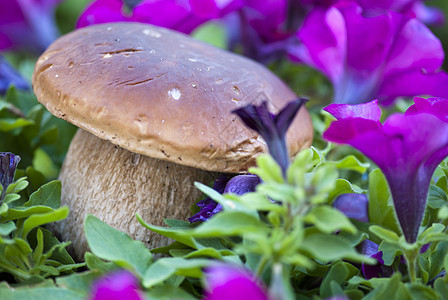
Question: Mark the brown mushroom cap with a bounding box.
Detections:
[32,22,313,172]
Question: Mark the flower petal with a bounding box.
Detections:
[90,270,143,300]
[204,264,268,300]
[323,100,381,121]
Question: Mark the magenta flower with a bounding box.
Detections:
[0,0,62,54]
[323,97,448,243]
[289,1,448,104]
[203,263,268,300]
[77,0,244,34]
[226,0,302,62]
[299,0,444,25]
[90,270,143,300]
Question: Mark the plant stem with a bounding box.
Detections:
[402,245,419,284]
[256,255,269,277]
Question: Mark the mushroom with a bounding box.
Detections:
[32,22,313,260]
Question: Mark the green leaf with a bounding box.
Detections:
[5,238,33,257]
[249,154,283,183]
[22,206,69,238]
[163,219,195,229]
[369,225,400,244]
[2,193,20,204]
[328,179,363,203]
[435,278,448,299]
[137,214,198,249]
[320,260,349,299]
[143,257,210,288]
[304,206,357,234]
[25,180,61,209]
[32,228,44,266]
[407,283,439,300]
[329,155,369,173]
[192,211,267,237]
[0,287,84,300]
[0,221,16,235]
[194,182,257,215]
[363,274,411,300]
[6,177,29,194]
[84,252,119,273]
[1,206,55,222]
[256,182,297,204]
[39,126,59,145]
[84,215,152,278]
[418,256,430,284]
[301,234,374,263]
[56,271,100,296]
[427,185,448,209]
[32,148,58,180]
[146,283,196,300]
[27,227,75,266]
[191,21,226,49]
[182,247,225,259]
[378,241,401,266]
[0,118,33,132]
[368,169,399,233]
[429,241,448,279]
[438,206,448,220]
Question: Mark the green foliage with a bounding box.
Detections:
[0,177,81,284]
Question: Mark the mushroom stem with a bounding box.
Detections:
[51,129,220,260]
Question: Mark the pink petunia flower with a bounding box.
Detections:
[323,97,448,243]
[290,1,448,104]
[90,270,144,300]
[203,263,269,300]
[0,0,62,54]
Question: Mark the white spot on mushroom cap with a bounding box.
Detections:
[143,29,162,38]
[188,58,198,62]
[168,88,181,100]
[55,74,59,78]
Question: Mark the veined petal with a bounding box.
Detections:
[324,98,448,243]
[77,0,128,28]
[324,100,381,121]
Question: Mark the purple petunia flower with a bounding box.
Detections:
[0,152,20,201]
[226,0,303,63]
[0,56,29,94]
[333,193,369,223]
[299,0,444,25]
[233,98,307,175]
[189,174,261,222]
[77,0,244,34]
[358,239,393,279]
[323,97,448,243]
[89,270,144,300]
[0,0,62,54]
[289,1,448,104]
[203,263,269,300]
